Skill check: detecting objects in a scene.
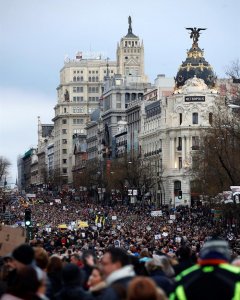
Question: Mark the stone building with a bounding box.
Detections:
[139,29,221,207]
[52,53,117,185]
[101,17,150,159]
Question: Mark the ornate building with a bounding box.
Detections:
[101,17,150,159]
[140,28,221,206]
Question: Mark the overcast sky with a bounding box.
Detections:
[0,0,240,184]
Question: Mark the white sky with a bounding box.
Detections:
[0,0,240,183]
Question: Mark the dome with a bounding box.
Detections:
[90,108,100,121]
[175,29,216,89]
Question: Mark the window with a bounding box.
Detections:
[88,86,99,93]
[209,113,213,125]
[192,113,198,124]
[73,76,76,82]
[192,136,200,150]
[62,139,67,144]
[62,129,67,134]
[73,96,83,102]
[62,149,67,154]
[62,168,67,174]
[73,107,83,113]
[179,113,182,125]
[178,137,182,150]
[62,159,67,164]
[62,119,67,124]
[73,86,83,93]
[63,108,67,113]
[179,157,182,169]
[73,119,83,124]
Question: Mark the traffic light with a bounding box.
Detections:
[24,208,31,226]
[178,190,182,199]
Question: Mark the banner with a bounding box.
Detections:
[151,210,162,217]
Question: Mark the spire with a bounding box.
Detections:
[128,16,132,35]
[37,116,42,143]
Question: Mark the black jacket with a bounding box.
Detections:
[55,285,93,300]
[99,276,134,300]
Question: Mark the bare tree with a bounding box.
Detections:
[191,104,240,197]
[225,59,240,80]
[0,156,11,182]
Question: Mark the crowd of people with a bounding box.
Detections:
[1,193,240,299]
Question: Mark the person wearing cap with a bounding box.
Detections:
[169,238,240,300]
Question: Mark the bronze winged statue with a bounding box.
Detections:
[186,27,207,44]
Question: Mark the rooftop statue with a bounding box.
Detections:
[186,27,206,44]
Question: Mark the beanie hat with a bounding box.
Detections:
[62,263,83,286]
[199,239,231,261]
[12,244,34,265]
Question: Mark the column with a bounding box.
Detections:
[170,138,175,168]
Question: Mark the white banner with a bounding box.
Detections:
[151,210,162,217]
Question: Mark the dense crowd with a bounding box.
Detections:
[1,194,240,299]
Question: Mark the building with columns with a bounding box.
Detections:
[139,29,222,207]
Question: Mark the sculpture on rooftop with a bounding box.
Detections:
[128,16,132,34]
[186,27,207,44]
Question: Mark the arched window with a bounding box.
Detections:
[77,76,80,81]
[92,77,95,82]
[73,76,76,82]
[88,77,92,82]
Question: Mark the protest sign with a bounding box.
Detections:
[112,216,117,220]
[170,215,176,220]
[154,234,161,240]
[0,225,26,256]
[151,210,162,217]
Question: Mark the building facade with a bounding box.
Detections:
[101,17,150,159]
[139,29,221,207]
[52,54,117,185]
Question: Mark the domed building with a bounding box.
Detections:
[140,28,222,207]
[175,28,216,89]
